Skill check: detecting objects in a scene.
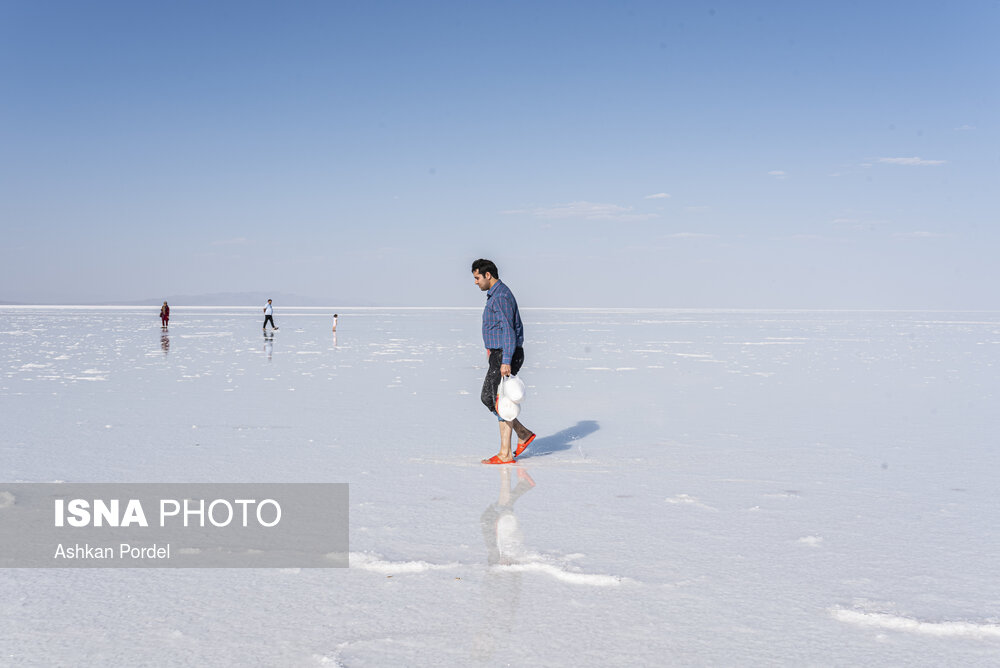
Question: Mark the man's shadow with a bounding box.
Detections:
[518,420,599,459]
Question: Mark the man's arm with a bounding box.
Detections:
[497,293,517,369]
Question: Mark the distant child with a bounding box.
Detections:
[160,301,170,328]
[263,299,278,330]
[332,313,338,332]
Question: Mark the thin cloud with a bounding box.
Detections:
[893,231,948,239]
[644,193,671,199]
[665,232,718,239]
[876,157,947,166]
[768,170,787,179]
[766,234,848,244]
[832,217,890,231]
[212,237,250,246]
[505,201,658,222]
[954,124,976,131]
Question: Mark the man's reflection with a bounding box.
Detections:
[160,333,170,355]
[474,467,535,660]
[482,467,535,566]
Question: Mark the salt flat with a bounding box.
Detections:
[2,306,999,666]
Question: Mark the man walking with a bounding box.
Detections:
[263,299,278,331]
[472,259,536,464]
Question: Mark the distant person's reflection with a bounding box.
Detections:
[332,331,337,347]
[160,333,170,355]
[263,331,274,361]
[474,466,535,660]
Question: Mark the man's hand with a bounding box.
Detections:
[500,363,511,377]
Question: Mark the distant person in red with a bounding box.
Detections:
[160,301,170,328]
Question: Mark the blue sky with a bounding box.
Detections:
[1,1,996,307]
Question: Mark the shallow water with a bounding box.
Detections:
[2,306,999,666]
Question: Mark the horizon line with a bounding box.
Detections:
[2,304,999,313]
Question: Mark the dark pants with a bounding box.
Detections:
[263,315,275,329]
[480,348,533,441]
[480,348,533,443]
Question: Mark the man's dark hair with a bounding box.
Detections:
[472,258,499,279]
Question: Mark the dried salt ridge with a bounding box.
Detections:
[2,306,999,666]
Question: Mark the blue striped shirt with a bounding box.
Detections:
[482,280,523,364]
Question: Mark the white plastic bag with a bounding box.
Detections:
[496,376,521,420]
[504,375,526,403]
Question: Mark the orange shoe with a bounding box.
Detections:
[482,454,516,465]
[514,433,536,457]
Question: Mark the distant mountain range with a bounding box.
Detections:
[1,293,377,307]
[114,292,344,307]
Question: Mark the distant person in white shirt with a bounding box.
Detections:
[332,313,338,332]
[263,299,278,331]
